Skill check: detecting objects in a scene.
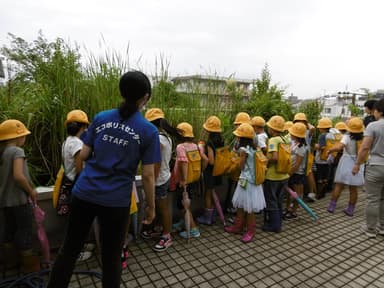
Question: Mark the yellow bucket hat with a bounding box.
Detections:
[145,108,165,122]
[65,110,89,126]
[0,119,31,141]
[203,116,222,133]
[177,122,194,138]
[233,123,254,139]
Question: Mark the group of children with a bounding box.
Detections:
[0,107,369,273]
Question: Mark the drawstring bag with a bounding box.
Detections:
[212,146,232,176]
[227,151,241,181]
[31,202,50,265]
[254,149,267,185]
[52,167,64,209]
[185,145,202,184]
[276,137,291,174]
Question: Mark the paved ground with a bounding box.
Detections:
[2,189,384,287]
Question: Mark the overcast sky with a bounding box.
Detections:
[1,0,383,99]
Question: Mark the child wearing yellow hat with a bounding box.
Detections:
[314,117,335,199]
[0,119,40,273]
[326,117,365,216]
[262,115,290,233]
[196,116,225,225]
[284,122,308,220]
[58,110,89,216]
[224,123,265,243]
[143,108,180,251]
[173,122,207,238]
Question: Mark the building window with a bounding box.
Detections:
[324,108,331,114]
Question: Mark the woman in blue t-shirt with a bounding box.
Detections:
[47,71,160,288]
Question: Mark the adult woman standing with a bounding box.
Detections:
[353,99,384,238]
[47,71,160,287]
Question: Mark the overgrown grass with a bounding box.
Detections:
[0,33,305,186]
[0,35,251,185]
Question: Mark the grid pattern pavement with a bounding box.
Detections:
[3,189,384,287]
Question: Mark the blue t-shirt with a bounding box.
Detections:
[73,109,161,207]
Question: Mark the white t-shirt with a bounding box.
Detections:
[157,134,172,186]
[341,134,358,156]
[291,143,306,175]
[257,132,268,149]
[62,136,83,182]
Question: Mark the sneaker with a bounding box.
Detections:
[152,235,172,252]
[172,219,185,233]
[179,227,201,239]
[141,229,162,239]
[83,243,96,252]
[121,245,129,269]
[284,211,298,220]
[307,193,316,202]
[77,251,92,261]
[227,216,235,224]
[360,224,377,238]
[226,207,237,214]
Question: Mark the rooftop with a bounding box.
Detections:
[2,189,384,287]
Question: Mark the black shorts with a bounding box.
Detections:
[288,173,305,185]
[315,163,330,182]
[203,166,222,190]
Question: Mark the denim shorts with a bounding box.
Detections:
[155,180,170,200]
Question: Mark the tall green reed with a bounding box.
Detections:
[1,33,287,185]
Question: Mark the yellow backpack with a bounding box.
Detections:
[254,150,268,184]
[212,146,232,176]
[276,137,291,174]
[185,145,202,184]
[320,138,339,160]
[52,166,64,209]
[227,151,241,181]
[304,150,314,176]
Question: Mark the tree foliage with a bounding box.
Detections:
[296,99,323,126]
[245,64,292,121]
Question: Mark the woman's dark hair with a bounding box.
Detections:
[151,118,183,144]
[67,122,86,136]
[238,137,256,149]
[349,132,363,141]
[152,119,180,138]
[373,98,384,116]
[118,71,152,119]
[208,132,224,148]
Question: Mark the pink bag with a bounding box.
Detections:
[32,203,51,265]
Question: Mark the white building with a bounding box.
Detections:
[170,75,253,106]
[318,89,377,119]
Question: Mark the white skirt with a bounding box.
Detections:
[334,154,364,186]
[232,181,266,213]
